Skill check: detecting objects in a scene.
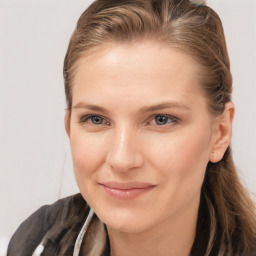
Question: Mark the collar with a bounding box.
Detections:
[74,208,110,256]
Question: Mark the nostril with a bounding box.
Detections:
[106,150,143,172]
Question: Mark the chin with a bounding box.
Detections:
[96,206,155,234]
[106,219,150,234]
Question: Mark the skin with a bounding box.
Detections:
[65,41,234,256]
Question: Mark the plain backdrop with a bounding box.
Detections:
[0,0,255,252]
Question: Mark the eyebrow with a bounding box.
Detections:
[138,102,191,113]
[72,103,110,114]
[72,101,191,113]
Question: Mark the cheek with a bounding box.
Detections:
[146,127,211,184]
[70,131,107,182]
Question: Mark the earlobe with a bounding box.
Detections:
[210,102,235,163]
[65,109,71,138]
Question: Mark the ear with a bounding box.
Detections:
[210,102,235,163]
[65,109,71,138]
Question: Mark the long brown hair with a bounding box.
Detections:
[63,0,256,255]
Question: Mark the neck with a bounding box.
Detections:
[107,195,200,256]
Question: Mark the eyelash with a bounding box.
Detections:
[79,114,178,126]
[79,115,110,125]
[149,114,178,126]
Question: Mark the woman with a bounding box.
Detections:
[7,0,256,255]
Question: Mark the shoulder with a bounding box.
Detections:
[7,193,88,256]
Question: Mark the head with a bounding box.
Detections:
[63,0,255,255]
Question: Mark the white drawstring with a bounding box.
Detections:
[32,239,45,256]
[31,208,94,256]
[73,208,95,256]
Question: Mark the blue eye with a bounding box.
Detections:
[154,115,176,125]
[80,115,107,125]
[90,115,104,125]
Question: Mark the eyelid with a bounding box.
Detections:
[146,114,179,125]
[79,114,110,125]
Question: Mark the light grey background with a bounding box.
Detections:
[0,0,255,253]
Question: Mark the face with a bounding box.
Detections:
[66,42,218,233]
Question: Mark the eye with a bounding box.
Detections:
[80,115,109,125]
[153,114,177,125]
[90,115,104,125]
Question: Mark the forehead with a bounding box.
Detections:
[75,41,200,78]
[72,41,205,107]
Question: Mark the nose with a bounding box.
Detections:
[106,125,144,172]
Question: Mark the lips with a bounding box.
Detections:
[99,182,155,200]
